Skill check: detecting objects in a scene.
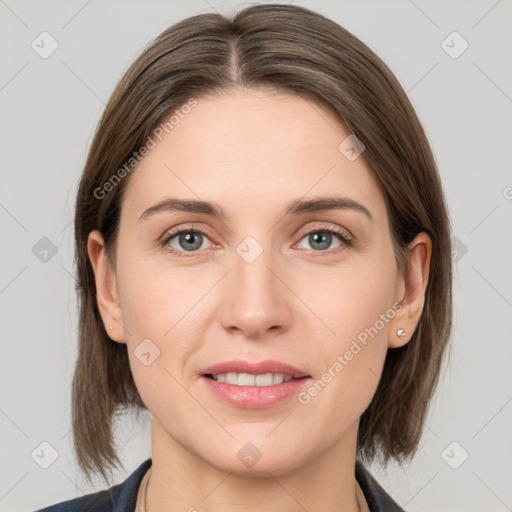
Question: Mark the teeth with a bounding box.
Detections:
[210,372,294,386]
[256,374,274,386]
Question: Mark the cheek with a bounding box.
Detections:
[117,268,203,431]
[114,258,203,394]
[116,255,203,339]
[299,249,397,349]
[295,251,397,412]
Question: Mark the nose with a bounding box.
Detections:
[220,242,292,340]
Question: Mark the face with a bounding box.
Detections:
[89,88,425,476]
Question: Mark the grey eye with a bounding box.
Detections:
[169,231,211,252]
[299,231,342,251]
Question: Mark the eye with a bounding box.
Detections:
[159,226,213,257]
[296,225,352,253]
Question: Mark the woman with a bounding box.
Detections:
[36,3,452,511]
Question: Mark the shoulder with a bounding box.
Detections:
[33,489,113,512]
[34,458,152,512]
[355,460,406,512]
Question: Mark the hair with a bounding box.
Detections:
[72,3,452,485]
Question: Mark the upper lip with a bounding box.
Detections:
[201,359,310,379]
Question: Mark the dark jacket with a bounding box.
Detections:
[35,458,405,511]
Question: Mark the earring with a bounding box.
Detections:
[396,329,407,339]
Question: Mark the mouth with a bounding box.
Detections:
[200,360,312,409]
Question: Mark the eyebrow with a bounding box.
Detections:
[139,196,373,222]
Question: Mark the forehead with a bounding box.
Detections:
[121,88,386,222]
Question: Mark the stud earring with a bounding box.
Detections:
[396,329,407,339]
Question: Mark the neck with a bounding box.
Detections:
[146,418,361,512]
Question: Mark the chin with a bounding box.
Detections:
[196,438,311,477]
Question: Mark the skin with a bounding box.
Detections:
[88,87,431,512]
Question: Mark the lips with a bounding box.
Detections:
[199,360,312,408]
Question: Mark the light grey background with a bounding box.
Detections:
[1,0,511,511]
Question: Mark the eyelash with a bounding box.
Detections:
[158,224,353,258]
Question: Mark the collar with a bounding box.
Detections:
[355,460,405,511]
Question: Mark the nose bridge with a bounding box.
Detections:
[220,233,290,337]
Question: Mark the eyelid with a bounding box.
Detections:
[295,223,354,243]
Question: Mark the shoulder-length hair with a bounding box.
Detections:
[72,3,452,485]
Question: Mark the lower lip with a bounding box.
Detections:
[201,376,311,409]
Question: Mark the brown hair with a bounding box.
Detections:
[72,3,452,485]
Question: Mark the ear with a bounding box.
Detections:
[87,230,126,344]
[389,232,432,348]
